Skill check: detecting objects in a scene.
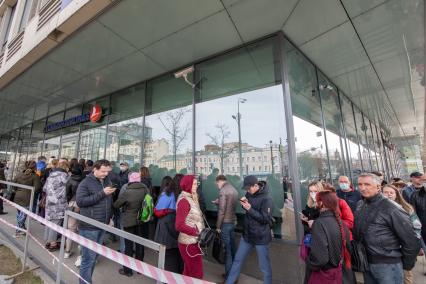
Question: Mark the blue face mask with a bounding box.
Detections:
[339,183,350,190]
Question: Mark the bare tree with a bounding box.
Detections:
[206,123,233,174]
[158,108,190,170]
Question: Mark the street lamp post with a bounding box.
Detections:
[232,98,246,178]
[270,140,274,175]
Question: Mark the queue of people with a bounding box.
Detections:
[2,155,426,284]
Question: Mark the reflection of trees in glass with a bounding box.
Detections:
[158,108,190,170]
[205,123,235,174]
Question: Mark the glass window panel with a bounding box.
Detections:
[78,98,109,161]
[366,119,379,172]
[60,107,82,160]
[16,124,33,171]
[196,37,292,240]
[0,136,9,161]
[286,40,328,207]
[8,128,20,179]
[27,119,45,161]
[18,0,33,31]
[354,108,371,171]
[340,95,362,179]
[43,112,64,159]
[318,72,347,185]
[106,84,145,170]
[144,74,193,186]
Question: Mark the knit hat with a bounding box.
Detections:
[128,172,141,183]
[180,175,195,193]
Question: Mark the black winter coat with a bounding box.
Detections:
[155,212,179,249]
[354,194,420,270]
[113,182,148,228]
[119,169,130,188]
[336,189,362,213]
[242,185,273,245]
[66,174,83,202]
[410,187,426,241]
[76,173,112,230]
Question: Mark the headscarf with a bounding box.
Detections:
[180,175,195,193]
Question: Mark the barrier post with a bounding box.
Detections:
[56,212,69,284]
[157,244,166,284]
[21,185,35,273]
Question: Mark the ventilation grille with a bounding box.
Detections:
[6,31,24,61]
[0,52,4,67]
[37,0,61,31]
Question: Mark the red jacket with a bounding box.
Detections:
[339,198,354,240]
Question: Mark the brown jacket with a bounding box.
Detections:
[13,170,42,207]
[216,182,238,229]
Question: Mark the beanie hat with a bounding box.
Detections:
[180,175,195,193]
[128,172,141,183]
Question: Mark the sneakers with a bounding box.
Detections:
[13,231,26,238]
[64,251,72,259]
[75,255,82,267]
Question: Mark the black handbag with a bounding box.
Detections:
[212,232,226,264]
[198,214,215,248]
[351,199,384,272]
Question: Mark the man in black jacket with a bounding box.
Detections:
[354,173,420,284]
[76,159,116,284]
[410,174,426,262]
[225,176,273,284]
[336,175,361,213]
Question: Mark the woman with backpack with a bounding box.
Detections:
[113,172,149,277]
[154,176,183,273]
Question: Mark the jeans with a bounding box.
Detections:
[79,229,105,284]
[0,192,4,212]
[225,238,272,284]
[16,208,28,233]
[363,262,403,284]
[221,223,236,278]
[32,191,40,213]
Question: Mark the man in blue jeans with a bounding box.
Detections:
[76,159,115,284]
[214,175,238,279]
[225,176,273,284]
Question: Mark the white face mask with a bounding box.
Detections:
[119,166,126,172]
[339,183,350,190]
[310,192,317,201]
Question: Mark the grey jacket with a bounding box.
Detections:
[216,182,238,229]
[43,169,68,221]
[113,182,148,228]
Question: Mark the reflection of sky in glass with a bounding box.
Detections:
[196,85,287,149]
[293,116,325,153]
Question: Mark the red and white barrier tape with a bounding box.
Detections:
[0,196,215,284]
[0,217,90,284]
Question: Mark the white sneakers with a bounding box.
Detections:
[64,251,72,259]
[74,255,82,267]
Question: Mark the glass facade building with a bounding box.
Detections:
[0,32,403,280]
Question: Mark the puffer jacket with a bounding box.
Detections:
[66,174,83,202]
[113,182,148,228]
[354,194,420,270]
[13,169,42,207]
[76,173,112,230]
[410,187,426,241]
[242,185,273,245]
[44,168,69,221]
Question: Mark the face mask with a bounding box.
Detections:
[339,183,350,190]
[119,166,126,172]
[309,192,317,201]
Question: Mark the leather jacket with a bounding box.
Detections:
[353,194,420,270]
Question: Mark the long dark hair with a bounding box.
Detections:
[316,187,350,268]
[161,176,173,196]
[171,174,184,198]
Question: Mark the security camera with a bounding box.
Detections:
[174,66,194,79]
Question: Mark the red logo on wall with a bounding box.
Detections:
[90,104,102,122]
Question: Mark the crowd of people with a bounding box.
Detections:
[0,155,425,284]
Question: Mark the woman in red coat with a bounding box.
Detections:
[175,175,204,279]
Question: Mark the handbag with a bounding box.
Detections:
[351,199,384,272]
[308,262,342,284]
[212,232,226,264]
[198,214,215,248]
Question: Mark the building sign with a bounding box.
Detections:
[44,104,103,133]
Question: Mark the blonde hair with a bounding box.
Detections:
[307,181,324,208]
[57,160,69,172]
[383,184,413,214]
